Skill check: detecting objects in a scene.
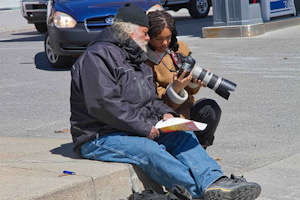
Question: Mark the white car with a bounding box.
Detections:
[161,0,211,18]
[20,0,48,33]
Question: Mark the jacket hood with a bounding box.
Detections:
[90,27,148,69]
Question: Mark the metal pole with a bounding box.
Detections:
[225,0,229,26]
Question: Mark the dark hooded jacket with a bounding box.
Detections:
[70,27,177,154]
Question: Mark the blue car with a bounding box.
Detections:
[44,0,162,68]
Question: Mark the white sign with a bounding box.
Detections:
[261,0,296,21]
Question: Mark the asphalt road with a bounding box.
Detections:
[0,8,299,179]
[175,21,300,174]
[0,30,71,138]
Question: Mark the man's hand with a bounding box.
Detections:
[163,113,174,121]
[147,126,160,140]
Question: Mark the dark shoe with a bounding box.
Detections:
[204,174,261,200]
[170,185,192,200]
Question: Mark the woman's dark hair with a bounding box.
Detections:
[147,10,179,51]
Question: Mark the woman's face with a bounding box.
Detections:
[149,27,172,53]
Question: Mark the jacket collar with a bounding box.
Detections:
[121,39,148,69]
[93,27,148,70]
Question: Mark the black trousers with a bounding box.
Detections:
[190,98,221,147]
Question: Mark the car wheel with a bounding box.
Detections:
[44,33,74,68]
[188,0,210,19]
[34,23,48,33]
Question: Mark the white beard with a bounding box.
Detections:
[134,39,148,52]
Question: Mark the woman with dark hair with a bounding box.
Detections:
[146,10,222,149]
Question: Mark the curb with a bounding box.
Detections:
[0,137,162,200]
[202,15,300,38]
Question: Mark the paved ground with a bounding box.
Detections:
[0,9,34,33]
[0,8,300,200]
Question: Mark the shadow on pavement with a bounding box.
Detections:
[0,31,44,42]
[35,52,71,71]
[11,31,42,36]
[50,142,81,159]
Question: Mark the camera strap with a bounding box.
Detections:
[147,46,166,65]
[167,49,181,67]
[150,48,176,73]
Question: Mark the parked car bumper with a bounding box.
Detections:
[47,23,103,56]
[20,0,47,23]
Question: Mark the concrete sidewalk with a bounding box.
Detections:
[0,137,163,200]
[1,137,300,200]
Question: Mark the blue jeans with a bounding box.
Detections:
[81,131,223,198]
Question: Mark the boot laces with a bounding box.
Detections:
[230,174,247,183]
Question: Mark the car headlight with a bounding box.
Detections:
[53,11,77,28]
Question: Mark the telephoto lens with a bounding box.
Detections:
[191,66,237,100]
[177,54,237,100]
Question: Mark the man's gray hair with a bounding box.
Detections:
[111,20,139,44]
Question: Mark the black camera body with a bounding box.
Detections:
[177,53,237,100]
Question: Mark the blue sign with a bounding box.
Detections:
[261,0,296,21]
[270,0,294,13]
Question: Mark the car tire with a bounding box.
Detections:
[34,23,48,33]
[44,33,74,68]
[188,0,210,19]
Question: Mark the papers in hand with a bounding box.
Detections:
[155,117,207,133]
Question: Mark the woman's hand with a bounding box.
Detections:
[172,70,193,93]
[191,78,206,87]
[191,68,211,87]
